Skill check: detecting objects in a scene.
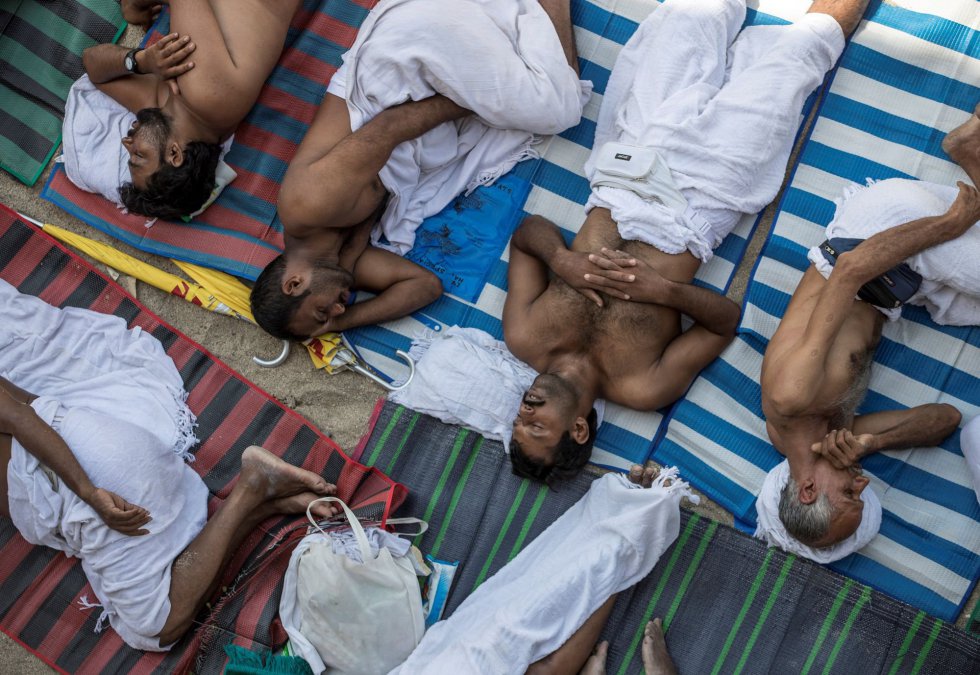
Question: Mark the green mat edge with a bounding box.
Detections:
[1,11,127,186]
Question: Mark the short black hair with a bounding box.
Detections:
[509,408,598,486]
[120,140,222,220]
[250,255,311,341]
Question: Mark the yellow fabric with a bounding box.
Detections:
[39,222,345,373]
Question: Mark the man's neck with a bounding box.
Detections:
[161,93,221,145]
[542,352,602,410]
[767,416,827,481]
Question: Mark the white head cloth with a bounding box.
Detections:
[390,326,603,450]
[754,459,881,564]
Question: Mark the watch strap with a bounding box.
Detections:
[125,47,143,75]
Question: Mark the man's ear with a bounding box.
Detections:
[166,141,184,167]
[798,478,818,505]
[281,273,306,296]
[570,415,590,444]
[331,302,346,316]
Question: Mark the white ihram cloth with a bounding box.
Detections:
[962,416,980,504]
[391,470,697,673]
[807,178,980,325]
[755,460,882,564]
[389,327,604,450]
[62,74,235,215]
[328,0,590,255]
[584,0,844,263]
[0,279,208,651]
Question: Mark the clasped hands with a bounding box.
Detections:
[809,428,876,471]
[554,247,669,307]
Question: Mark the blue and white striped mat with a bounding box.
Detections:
[655,0,980,621]
[346,0,818,470]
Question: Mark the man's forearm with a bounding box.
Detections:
[867,404,961,453]
[82,44,141,84]
[331,279,440,333]
[659,281,740,337]
[2,399,97,503]
[511,216,569,270]
[361,95,469,156]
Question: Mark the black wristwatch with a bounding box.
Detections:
[124,48,143,75]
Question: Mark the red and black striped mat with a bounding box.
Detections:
[0,203,406,673]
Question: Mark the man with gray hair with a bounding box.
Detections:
[757,109,980,559]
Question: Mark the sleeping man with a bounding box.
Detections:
[249,0,588,341]
[502,0,868,483]
[756,110,980,562]
[64,0,302,219]
[0,280,335,650]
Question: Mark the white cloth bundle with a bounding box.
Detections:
[960,416,980,505]
[392,470,697,673]
[331,0,590,254]
[390,327,603,449]
[754,459,881,564]
[62,74,236,217]
[807,178,980,325]
[0,279,208,651]
[584,0,843,262]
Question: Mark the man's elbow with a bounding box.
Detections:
[81,47,97,79]
[763,386,809,419]
[934,403,962,438]
[412,270,443,308]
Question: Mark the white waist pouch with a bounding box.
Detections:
[590,141,688,212]
[280,497,427,674]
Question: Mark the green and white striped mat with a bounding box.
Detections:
[358,402,980,674]
[0,0,124,185]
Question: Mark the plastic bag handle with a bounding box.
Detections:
[306,496,373,562]
[385,517,429,538]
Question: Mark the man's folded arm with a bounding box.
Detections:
[82,44,158,112]
[628,324,735,410]
[330,247,442,332]
[504,215,565,344]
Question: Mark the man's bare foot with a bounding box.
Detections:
[628,464,661,488]
[268,490,338,519]
[239,445,333,501]
[578,640,608,675]
[942,103,980,174]
[641,619,677,675]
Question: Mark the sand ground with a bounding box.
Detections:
[0,22,976,674]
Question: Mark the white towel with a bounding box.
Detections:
[391,470,697,673]
[61,74,236,218]
[335,0,590,255]
[807,178,980,325]
[754,459,881,564]
[0,279,209,651]
[585,0,844,262]
[390,327,604,450]
[958,416,980,505]
[62,74,134,206]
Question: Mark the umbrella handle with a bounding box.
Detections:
[253,340,290,368]
[350,349,416,392]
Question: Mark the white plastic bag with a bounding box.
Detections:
[280,497,426,674]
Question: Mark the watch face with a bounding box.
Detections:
[125,54,135,72]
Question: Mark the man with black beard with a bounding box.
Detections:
[79,0,301,219]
